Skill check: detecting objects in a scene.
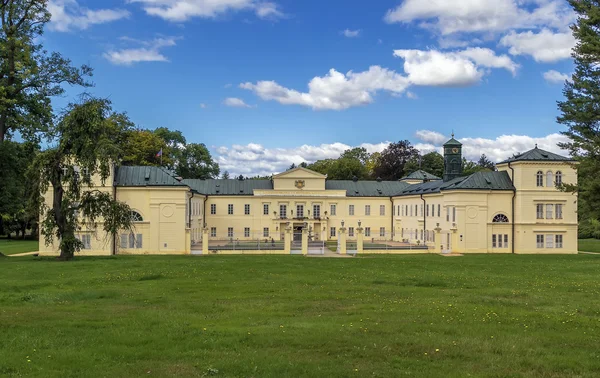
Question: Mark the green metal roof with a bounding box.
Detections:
[498,146,575,164]
[114,166,188,187]
[325,180,410,197]
[400,170,441,181]
[183,179,273,195]
[396,171,514,196]
[443,137,462,146]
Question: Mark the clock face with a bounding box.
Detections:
[452,148,459,153]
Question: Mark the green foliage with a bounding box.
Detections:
[306,159,335,175]
[340,147,370,165]
[405,152,444,178]
[175,143,220,179]
[30,98,135,260]
[1,255,600,376]
[372,140,420,180]
[221,171,230,179]
[122,129,170,167]
[0,0,92,142]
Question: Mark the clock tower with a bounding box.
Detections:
[443,134,462,181]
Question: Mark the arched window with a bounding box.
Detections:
[555,171,562,186]
[536,171,544,187]
[492,214,509,223]
[546,171,553,187]
[131,211,143,222]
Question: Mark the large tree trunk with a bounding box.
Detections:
[51,177,74,260]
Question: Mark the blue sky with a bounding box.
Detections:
[46,0,576,175]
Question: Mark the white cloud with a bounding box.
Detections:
[240,66,410,110]
[129,0,286,22]
[223,97,253,108]
[48,0,129,32]
[200,103,208,109]
[384,0,575,36]
[543,70,570,84]
[342,29,361,38]
[103,37,178,66]
[500,29,575,62]
[213,132,571,176]
[406,91,418,100]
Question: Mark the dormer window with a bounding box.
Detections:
[546,171,553,187]
[536,171,544,187]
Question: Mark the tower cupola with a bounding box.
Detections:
[443,133,462,181]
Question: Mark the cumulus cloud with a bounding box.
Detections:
[103,37,178,66]
[48,0,129,32]
[384,0,575,36]
[223,97,253,108]
[240,66,410,110]
[543,70,570,84]
[213,131,571,176]
[130,0,286,22]
[500,29,575,62]
[342,29,361,38]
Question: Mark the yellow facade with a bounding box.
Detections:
[40,144,579,256]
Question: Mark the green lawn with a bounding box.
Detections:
[1,255,599,377]
[578,238,600,253]
[0,238,39,255]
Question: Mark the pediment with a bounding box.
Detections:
[273,167,327,179]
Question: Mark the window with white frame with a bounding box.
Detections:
[244,204,250,215]
[492,234,508,248]
[228,204,234,215]
[228,227,234,238]
[365,205,371,216]
[438,204,441,217]
[420,204,423,217]
[410,205,413,216]
[405,205,408,216]
[313,204,321,218]
[492,214,509,223]
[415,204,418,216]
[120,233,142,249]
[555,171,563,186]
[349,227,354,237]
[330,227,336,237]
[131,211,143,222]
[452,207,456,222]
[555,234,563,248]
[546,171,553,187]
[244,227,250,237]
[280,204,287,218]
[210,227,216,237]
[380,205,385,216]
[296,204,304,218]
[263,203,269,215]
[401,205,404,216]
[264,227,270,237]
[380,227,385,237]
[77,234,92,249]
[546,234,554,248]
[546,204,553,219]
[536,171,544,187]
[556,204,563,219]
[446,207,450,222]
[349,204,355,216]
[210,204,216,215]
[536,204,544,219]
[330,204,337,216]
[536,234,544,248]
[365,227,371,237]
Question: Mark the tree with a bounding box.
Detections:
[557,0,600,234]
[288,163,297,170]
[405,151,444,178]
[365,152,380,178]
[477,154,496,171]
[341,147,370,165]
[30,98,135,260]
[175,143,220,179]
[372,140,420,180]
[299,162,308,168]
[221,171,230,179]
[0,0,92,143]
[326,157,369,180]
[121,129,169,167]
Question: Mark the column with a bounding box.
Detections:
[434,223,442,253]
[202,227,209,255]
[338,227,347,255]
[284,226,292,254]
[185,229,191,254]
[356,227,364,254]
[301,227,309,255]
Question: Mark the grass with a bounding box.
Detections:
[1,254,600,377]
[578,238,600,253]
[0,238,39,255]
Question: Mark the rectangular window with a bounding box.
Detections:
[452,207,456,222]
[492,234,497,248]
[536,234,544,248]
[426,204,429,217]
[210,203,216,215]
[349,204,355,216]
[330,227,336,237]
[415,204,418,216]
[296,204,304,218]
[393,205,396,217]
[498,234,503,248]
[120,234,128,249]
[244,204,250,215]
[365,205,371,216]
[330,204,337,216]
[438,204,441,217]
[546,204,553,219]
[504,234,508,247]
[406,205,408,216]
[228,204,233,215]
[263,228,270,237]
[555,234,563,248]
[210,227,216,237]
[280,204,287,219]
[365,227,371,237]
[313,204,321,218]
[556,204,563,219]
[244,227,250,238]
[380,205,385,216]
[546,234,554,248]
[420,204,423,217]
[420,229,423,240]
[228,227,234,238]
[410,205,413,217]
[78,234,91,249]
[380,227,385,237]
[263,203,269,215]
[536,204,544,219]
[401,205,404,216]
[349,227,354,237]
[128,233,142,249]
[446,207,450,222]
